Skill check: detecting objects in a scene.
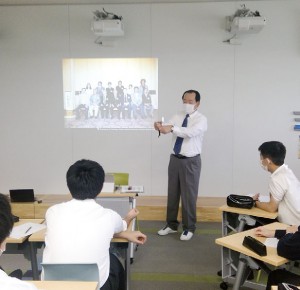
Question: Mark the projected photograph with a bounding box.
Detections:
[63,58,158,129]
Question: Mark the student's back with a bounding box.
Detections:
[43,198,125,288]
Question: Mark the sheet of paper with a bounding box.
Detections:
[247,194,270,202]
[264,238,279,248]
[258,195,270,202]
[9,222,46,239]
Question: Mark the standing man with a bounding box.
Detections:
[154,89,207,241]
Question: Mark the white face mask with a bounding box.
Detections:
[260,159,270,171]
[182,103,196,114]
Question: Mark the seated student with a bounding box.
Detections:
[253,141,300,225]
[0,193,38,290]
[255,225,300,290]
[42,159,147,290]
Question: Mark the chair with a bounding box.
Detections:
[107,172,129,187]
[41,263,99,282]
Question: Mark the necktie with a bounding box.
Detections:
[173,114,189,155]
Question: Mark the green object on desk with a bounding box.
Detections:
[108,172,129,186]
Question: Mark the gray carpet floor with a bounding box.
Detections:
[131,221,223,290]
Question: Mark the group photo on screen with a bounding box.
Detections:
[63,58,158,130]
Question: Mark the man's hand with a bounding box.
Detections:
[286,225,298,234]
[254,226,275,238]
[154,121,162,131]
[255,194,278,213]
[114,231,147,245]
[154,122,173,134]
[123,208,139,227]
[252,193,260,201]
[158,125,173,134]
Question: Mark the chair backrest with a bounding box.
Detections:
[41,263,99,282]
[96,196,132,217]
[107,172,129,186]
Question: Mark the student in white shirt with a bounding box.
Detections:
[254,141,300,225]
[42,159,147,290]
[0,193,38,290]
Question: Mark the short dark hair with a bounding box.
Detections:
[0,193,14,244]
[258,141,286,166]
[182,90,201,102]
[66,159,105,200]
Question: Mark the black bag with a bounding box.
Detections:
[242,236,267,256]
[226,194,254,209]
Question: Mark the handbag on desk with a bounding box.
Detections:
[227,194,254,209]
[242,235,267,256]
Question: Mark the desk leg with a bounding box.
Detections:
[129,197,136,263]
[29,242,39,280]
[237,219,246,232]
[125,242,130,290]
[232,258,247,290]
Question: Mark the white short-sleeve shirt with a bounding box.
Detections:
[42,199,126,288]
[0,269,38,290]
[269,164,300,224]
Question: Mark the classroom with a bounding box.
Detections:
[0,0,300,289]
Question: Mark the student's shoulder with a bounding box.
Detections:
[46,200,72,214]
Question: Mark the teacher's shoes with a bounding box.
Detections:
[157,225,177,236]
[180,230,193,241]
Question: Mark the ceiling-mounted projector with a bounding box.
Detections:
[228,16,266,35]
[91,19,124,37]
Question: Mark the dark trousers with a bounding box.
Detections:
[166,154,201,233]
[266,269,300,290]
[100,253,125,290]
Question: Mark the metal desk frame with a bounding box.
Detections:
[220,205,278,289]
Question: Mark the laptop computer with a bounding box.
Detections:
[9,189,35,202]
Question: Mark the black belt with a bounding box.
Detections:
[172,154,199,159]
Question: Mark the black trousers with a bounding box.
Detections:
[100,253,125,290]
[266,269,300,290]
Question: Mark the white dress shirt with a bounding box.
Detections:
[169,110,207,157]
[269,164,300,224]
[42,199,127,288]
[0,269,38,290]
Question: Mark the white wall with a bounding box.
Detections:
[0,1,299,197]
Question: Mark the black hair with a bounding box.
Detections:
[258,141,286,166]
[66,159,105,200]
[0,193,14,244]
[181,90,201,102]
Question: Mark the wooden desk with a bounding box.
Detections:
[219,205,278,235]
[4,219,45,284]
[28,220,134,289]
[29,280,98,290]
[11,193,138,219]
[6,219,44,244]
[219,205,278,220]
[216,222,288,267]
[216,222,289,290]
[218,204,278,289]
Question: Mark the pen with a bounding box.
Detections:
[25,226,32,234]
